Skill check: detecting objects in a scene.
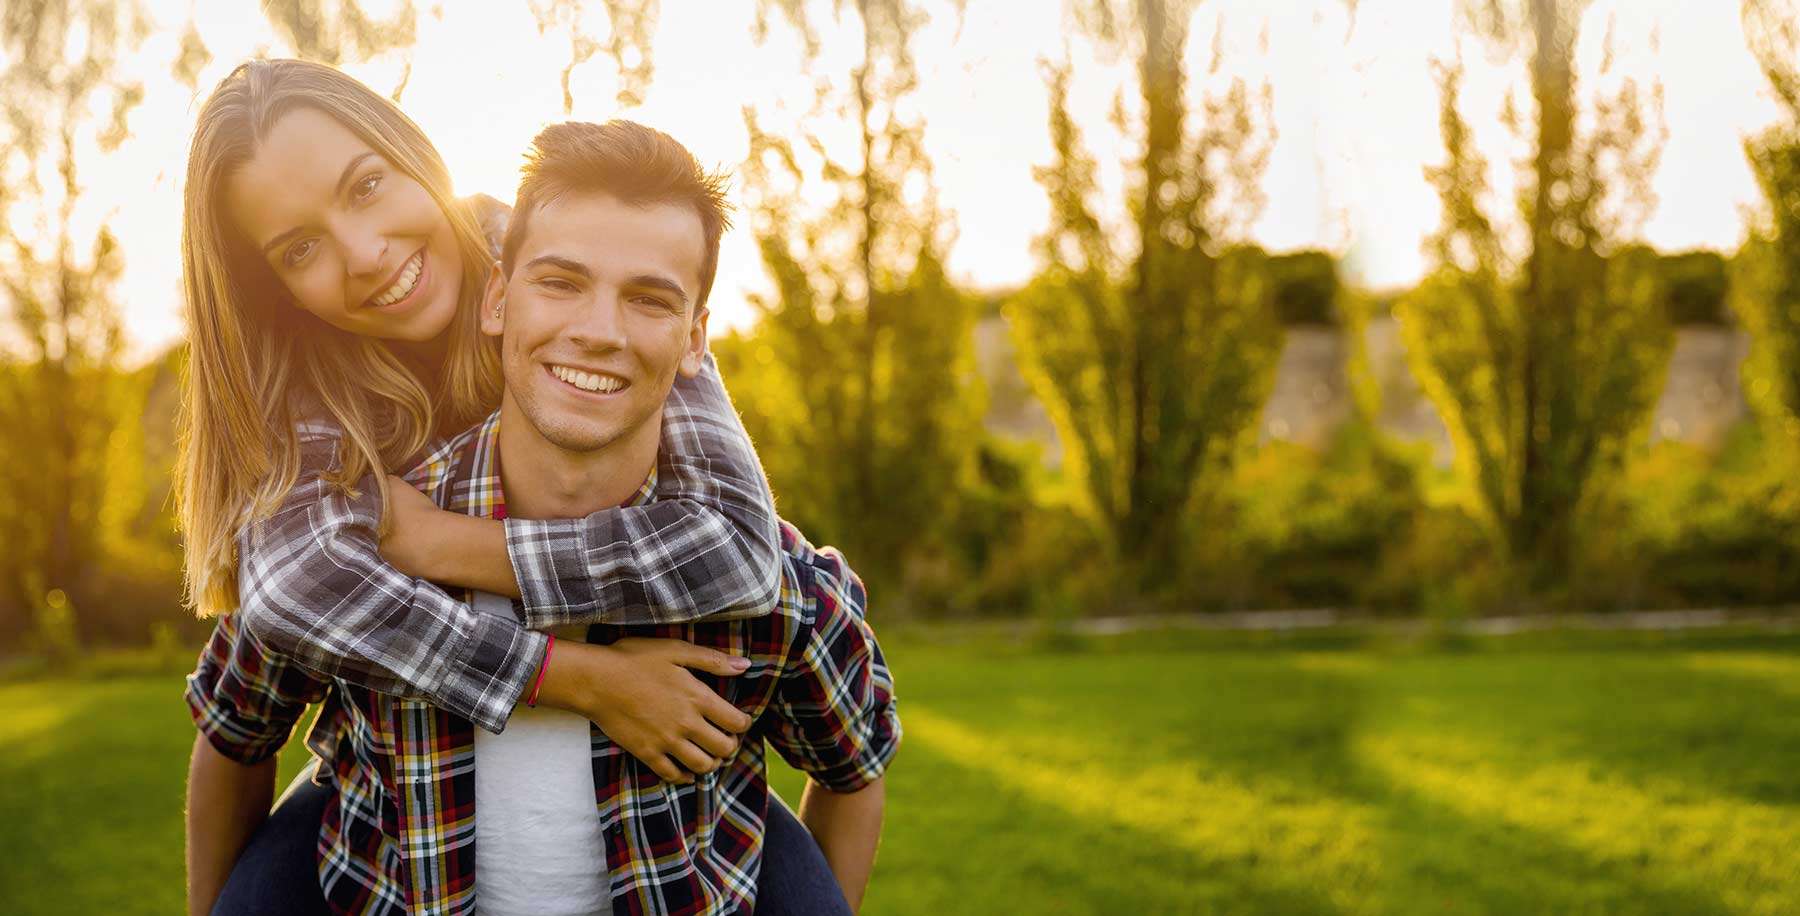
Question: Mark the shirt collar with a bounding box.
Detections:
[468,410,657,518]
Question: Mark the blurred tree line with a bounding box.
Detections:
[9,0,1800,655]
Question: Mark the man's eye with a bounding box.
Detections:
[538,278,577,293]
[352,173,382,202]
[283,239,316,267]
[633,295,671,310]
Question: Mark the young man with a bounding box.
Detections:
[186,120,900,916]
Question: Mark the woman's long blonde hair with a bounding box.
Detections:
[177,59,502,618]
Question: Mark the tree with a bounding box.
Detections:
[1395,0,1669,599]
[0,0,148,643]
[1736,0,1800,449]
[260,0,418,97]
[1006,0,1281,599]
[528,0,661,113]
[731,0,981,607]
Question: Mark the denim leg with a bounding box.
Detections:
[210,764,333,916]
[755,792,853,916]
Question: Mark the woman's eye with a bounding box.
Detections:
[352,173,382,202]
[283,239,316,267]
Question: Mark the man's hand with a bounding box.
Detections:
[536,638,755,783]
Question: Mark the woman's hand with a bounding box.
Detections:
[537,637,755,783]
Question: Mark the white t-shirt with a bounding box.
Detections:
[471,591,611,916]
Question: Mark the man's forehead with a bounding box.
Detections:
[519,191,704,263]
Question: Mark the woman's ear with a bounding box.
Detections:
[479,263,506,337]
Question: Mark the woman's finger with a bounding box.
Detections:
[672,740,721,777]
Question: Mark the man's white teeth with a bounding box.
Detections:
[551,365,624,393]
[371,253,423,307]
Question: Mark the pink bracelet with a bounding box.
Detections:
[526,634,556,708]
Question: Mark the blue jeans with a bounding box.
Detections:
[210,768,851,915]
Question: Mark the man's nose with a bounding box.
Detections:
[567,296,629,351]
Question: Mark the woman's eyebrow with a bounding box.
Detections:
[260,152,380,256]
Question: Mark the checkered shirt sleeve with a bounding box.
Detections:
[502,353,784,629]
[765,535,902,793]
[235,427,549,734]
[185,611,332,765]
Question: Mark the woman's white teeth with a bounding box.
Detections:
[371,253,423,306]
[551,365,624,393]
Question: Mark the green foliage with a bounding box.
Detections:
[1007,2,1282,602]
[0,0,149,645]
[1222,427,1429,610]
[731,0,981,610]
[260,0,416,66]
[1396,2,1672,600]
[1269,250,1341,326]
[1657,249,1730,326]
[1578,422,1800,608]
[527,0,661,112]
[1736,0,1800,446]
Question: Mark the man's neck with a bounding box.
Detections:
[495,394,660,519]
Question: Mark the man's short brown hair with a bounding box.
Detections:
[501,120,732,311]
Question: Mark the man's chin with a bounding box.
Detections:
[534,420,622,454]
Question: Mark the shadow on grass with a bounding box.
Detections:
[1370,777,1736,916]
[877,710,1349,916]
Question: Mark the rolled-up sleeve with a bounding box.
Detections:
[185,612,331,765]
[765,538,901,793]
[236,427,547,734]
[505,353,782,629]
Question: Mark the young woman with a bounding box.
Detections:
[179,59,851,916]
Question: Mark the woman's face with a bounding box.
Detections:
[225,107,462,344]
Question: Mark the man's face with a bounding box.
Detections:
[482,190,709,453]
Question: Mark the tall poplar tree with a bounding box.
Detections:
[1007,0,1281,597]
[1396,0,1668,597]
[732,0,979,604]
[1737,0,1800,450]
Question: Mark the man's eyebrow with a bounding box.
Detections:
[624,274,689,304]
[260,151,379,257]
[522,254,594,278]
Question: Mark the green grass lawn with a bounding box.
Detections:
[2,629,1797,915]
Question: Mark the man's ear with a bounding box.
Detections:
[479,263,506,337]
[678,305,711,378]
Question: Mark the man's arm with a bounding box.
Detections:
[798,777,886,912]
[185,736,276,916]
[766,535,903,908]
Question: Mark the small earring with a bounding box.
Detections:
[491,303,502,318]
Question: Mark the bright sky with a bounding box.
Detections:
[56,0,1795,359]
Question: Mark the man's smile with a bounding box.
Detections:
[546,363,630,395]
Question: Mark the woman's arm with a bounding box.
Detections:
[235,429,546,733]
[185,736,275,916]
[381,354,782,628]
[237,421,766,756]
[798,777,887,913]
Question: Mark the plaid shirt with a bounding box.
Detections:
[234,353,781,733]
[187,411,901,916]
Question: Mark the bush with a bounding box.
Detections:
[1570,423,1800,610]
[1186,424,1440,611]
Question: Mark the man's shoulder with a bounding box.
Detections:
[770,520,870,630]
[403,413,498,507]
